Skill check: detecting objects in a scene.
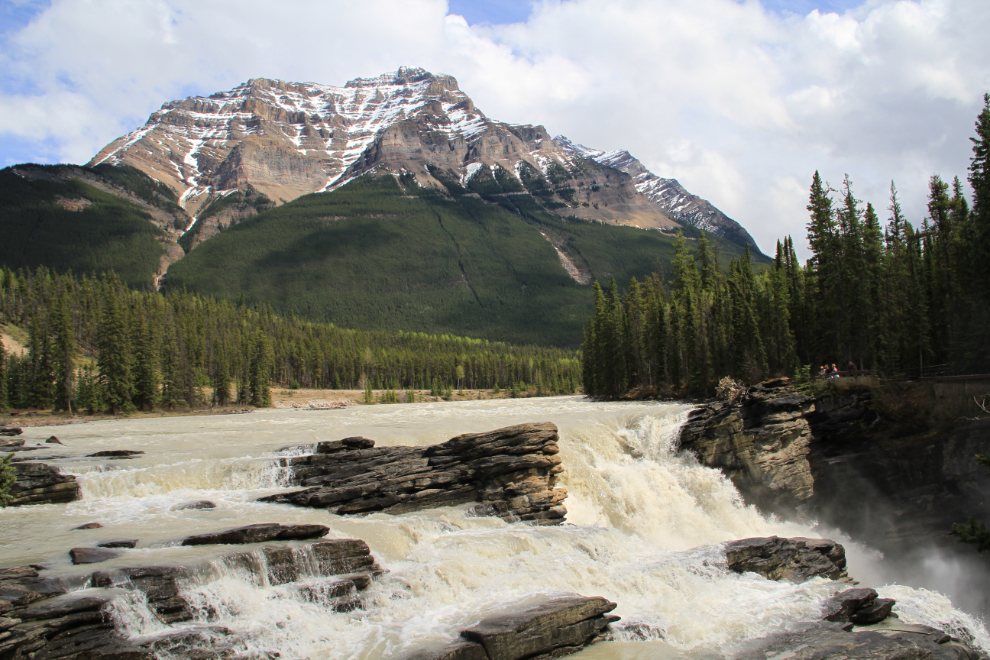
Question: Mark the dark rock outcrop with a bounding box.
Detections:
[0,427,22,437]
[45,436,62,444]
[180,522,329,546]
[401,594,618,660]
[724,536,849,582]
[7,462,80,506]
[679,380,990,552]
[821,588,896,625]
[679,379,815,514]
[262,422,568,524]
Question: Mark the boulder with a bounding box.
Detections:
[261,422,568,524]
[173,500,216,511]
[180,522,329,546]
[821,588,880,622]
[45,436,62,444]
[0,427,22,437]
[724,536,848,582]
[69,547,123,565]
[7,462,80,506]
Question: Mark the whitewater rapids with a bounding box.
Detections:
[0,397,985,659]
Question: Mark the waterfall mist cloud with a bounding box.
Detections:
[1,0,988,255]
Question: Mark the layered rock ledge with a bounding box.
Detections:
[402,594,619,660]
[679,378,815,514]
[7,461,80,506]
[679,378,990,551]
[0,538,382,659]
[261,422,567,524]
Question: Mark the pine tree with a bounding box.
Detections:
[132,315,159,411]
[98,287,133,414]
[249,331,272,407]
[212,341,231,406]
[52,291,75,413]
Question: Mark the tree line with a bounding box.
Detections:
[0,269,581,414]
[583,95,990,398]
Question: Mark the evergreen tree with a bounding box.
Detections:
[132,315,159,411]
[249,331,272,407]
[97,285,133,414]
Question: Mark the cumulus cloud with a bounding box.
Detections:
[1,0,987,256]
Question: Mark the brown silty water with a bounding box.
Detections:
[1,397,986,658]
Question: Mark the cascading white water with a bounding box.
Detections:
[2,397,987,659]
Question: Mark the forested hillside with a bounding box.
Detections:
[583,95,990,398]
[0,164,186,289]
[0,268,581,414]
[167,174,758,347]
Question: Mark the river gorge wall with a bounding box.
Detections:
[678,379,990,553]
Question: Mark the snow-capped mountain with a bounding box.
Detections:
[553,137,760,252]
[90,67,751,244]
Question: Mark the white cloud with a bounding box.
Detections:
[1,0,987,257]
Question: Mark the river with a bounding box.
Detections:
[1,397,986,658]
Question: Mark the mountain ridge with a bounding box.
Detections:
[89,67,759,251]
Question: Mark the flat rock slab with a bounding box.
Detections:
[400,594,618,660]
[0,427,22,437]
[87,450,144,458]
[0,565,66,606]
[725,536,848,582]
[69,547,123,565]
[261,422,568,525]
[181,522,329,546]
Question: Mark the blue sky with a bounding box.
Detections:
[448,0,865,25]
[0,0,986,256]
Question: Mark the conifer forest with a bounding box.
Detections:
[0,270,581,414]
[582,95,990,399]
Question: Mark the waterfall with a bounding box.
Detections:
[3,398,986,658]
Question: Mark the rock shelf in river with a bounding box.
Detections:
[724,536,850,582]
[401,594,619,660]
[7,461,80,506]
[0,538,383,659]
[180,522,330,545]
[261,422,568,524]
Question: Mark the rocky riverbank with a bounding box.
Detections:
[261,422,568,524]
[678,379,990,551]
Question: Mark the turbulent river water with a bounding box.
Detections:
[1,397,987,659]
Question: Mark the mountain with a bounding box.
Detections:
[553,137,761,252]
[0,68,769,347]
[89,67,754,249]
[163,174,758,347]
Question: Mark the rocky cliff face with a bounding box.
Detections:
[88,67,761,241]
[679,380,990,553]
[554,137,762,252]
